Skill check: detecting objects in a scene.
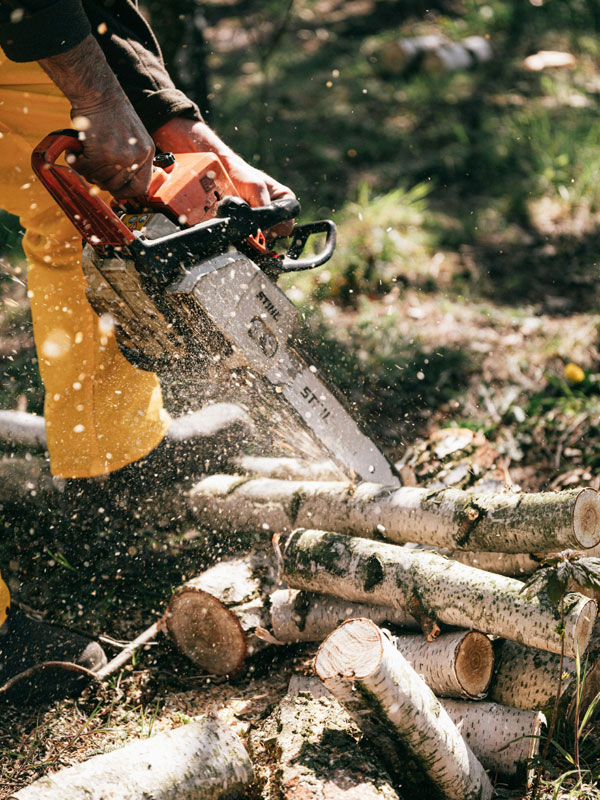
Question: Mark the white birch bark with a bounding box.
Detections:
[0,410,46,450]
[188,476,600,553]
[11,713,252,800]
[281,529,597,658]
[247,688,401,799]
[269,588,418,642]
[161,551,276,675]
[393,631,493,699]
[443,550,540,576]
[440,699,544,786]
[235,455,345,481]
[314,618,493,800]
[488,640,576,710]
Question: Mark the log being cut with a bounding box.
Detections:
[161,550,276,675]
[440,699,544,787]
[280,529,596,658]
[10,713,252,800]
[247,687,401,800]
[314,618,493,800]
[188,475,600,553]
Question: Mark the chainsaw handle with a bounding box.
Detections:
[276,220,337,273]
[31,129,135,249]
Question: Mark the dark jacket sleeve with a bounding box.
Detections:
[0,0,201,132]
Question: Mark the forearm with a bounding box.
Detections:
[38,34,128,110]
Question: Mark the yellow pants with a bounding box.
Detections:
[0,57,171,624]
[0,55,170,478]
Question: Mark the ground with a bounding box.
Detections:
[2,0,600,797]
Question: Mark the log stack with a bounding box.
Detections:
[168,470,600,796]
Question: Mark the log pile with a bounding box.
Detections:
[159,468,600,796]
[6,412,600,798]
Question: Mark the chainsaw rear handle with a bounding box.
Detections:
[31,129,136,249]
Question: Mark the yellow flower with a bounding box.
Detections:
[565,362,585,383]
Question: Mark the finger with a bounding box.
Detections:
[267,218,295,239]
[113,157,154,199]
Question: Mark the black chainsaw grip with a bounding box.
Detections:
[218,196,300,233]
[251,198,301,229]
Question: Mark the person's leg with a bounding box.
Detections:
[0,65,170,479]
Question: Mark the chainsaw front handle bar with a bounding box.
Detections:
[31,129,336,277]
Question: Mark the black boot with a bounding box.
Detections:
[0,608,107,704]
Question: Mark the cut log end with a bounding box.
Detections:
[573,488,600,548]
[455,632,494,697]
[162,588,247,676]
[315,618,384,681]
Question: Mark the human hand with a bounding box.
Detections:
[152,117,296,237]
[39,35,155,198]
[68,90,155,198]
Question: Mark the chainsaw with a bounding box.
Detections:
[32,130,400,486]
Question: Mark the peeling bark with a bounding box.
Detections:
[161,551,277,675]
[11,713,252,800]
[247,689,402,799]
[188,476,600,553]
[269,588,418,643]
[314,618,493,800]
[281,529,597,658]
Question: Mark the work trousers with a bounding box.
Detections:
[0,54,171,628]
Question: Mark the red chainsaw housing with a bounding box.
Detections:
[31,131,269,254]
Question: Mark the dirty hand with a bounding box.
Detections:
[152,117,297,237]
[68,91,155,198]
[38,34,155,198]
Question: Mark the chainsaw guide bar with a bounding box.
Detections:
[32,129,400,486]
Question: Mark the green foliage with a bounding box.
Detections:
[521,552,600,607]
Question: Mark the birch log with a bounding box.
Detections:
[188,475,600,553]
[440,699,544,786]
[270,592,492,699]
[0,410,46,450]
[314,618,493,800]
[269,588,418,642]
[289,677,541,787]
[247,689,401,800]
[236,455,345,481]
[281,529,597,658]
[393,631,493,699]
[488,640,576,711]
[444,550,540,576]
[161,550,277,675]
[11,713,252,800]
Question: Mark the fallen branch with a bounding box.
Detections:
[235,455,345,481]
[96,622,159,680]
[188,475,600,553]
[161,551,276,675]
[280,529,597,658]
[314,618,493,800]
[0,410,46,450]
[11,713,252,800]
[0,660,100,696]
